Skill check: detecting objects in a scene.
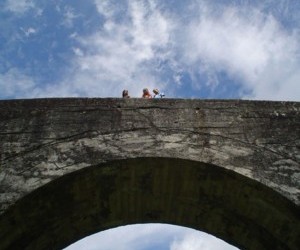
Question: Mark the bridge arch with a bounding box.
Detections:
[0,157,299,250]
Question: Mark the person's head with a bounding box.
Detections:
[142,88,152,98]
[122,89,129,97]
[153,89,159,95]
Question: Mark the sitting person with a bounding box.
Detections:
[153,88,165,98]
[142,88,152,98]
[122,90,130,98]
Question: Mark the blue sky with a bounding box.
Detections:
[1,0,299,249]
[0,0,299,100]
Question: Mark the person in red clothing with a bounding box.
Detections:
[142,88,152,98]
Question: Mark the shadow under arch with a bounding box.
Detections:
[0,158,299,250]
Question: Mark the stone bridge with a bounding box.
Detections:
[0,98,299,250]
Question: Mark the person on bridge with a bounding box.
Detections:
[122,90,130,98]
[153,88,165,98]
[142,88,152,98]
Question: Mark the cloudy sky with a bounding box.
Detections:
[0,0,299,100]
[1,0,299,249]
[65,224,238,250]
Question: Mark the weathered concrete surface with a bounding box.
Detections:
[0,98,299,249]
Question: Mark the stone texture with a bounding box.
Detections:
[0,98,299,212]
[0,98,299,249]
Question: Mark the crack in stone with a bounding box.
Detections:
[1,98,299,213]
[2,130,96,162]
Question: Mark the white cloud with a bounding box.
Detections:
[72,47,84,57]
[4,0,298,101]
[178,3,300,100]
[93,0,119,19]
[62,6,80,28]
[60,0,173,98]
[4,0,35,14]
[20,27,37,37]
[0,68,38,99]
[65,224,238,250]
[170,231,238,250]
[78,0,299,100]
[65,224,180,250]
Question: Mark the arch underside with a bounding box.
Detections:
[0,158,299,250]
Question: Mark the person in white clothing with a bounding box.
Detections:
[153,89,165,98]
